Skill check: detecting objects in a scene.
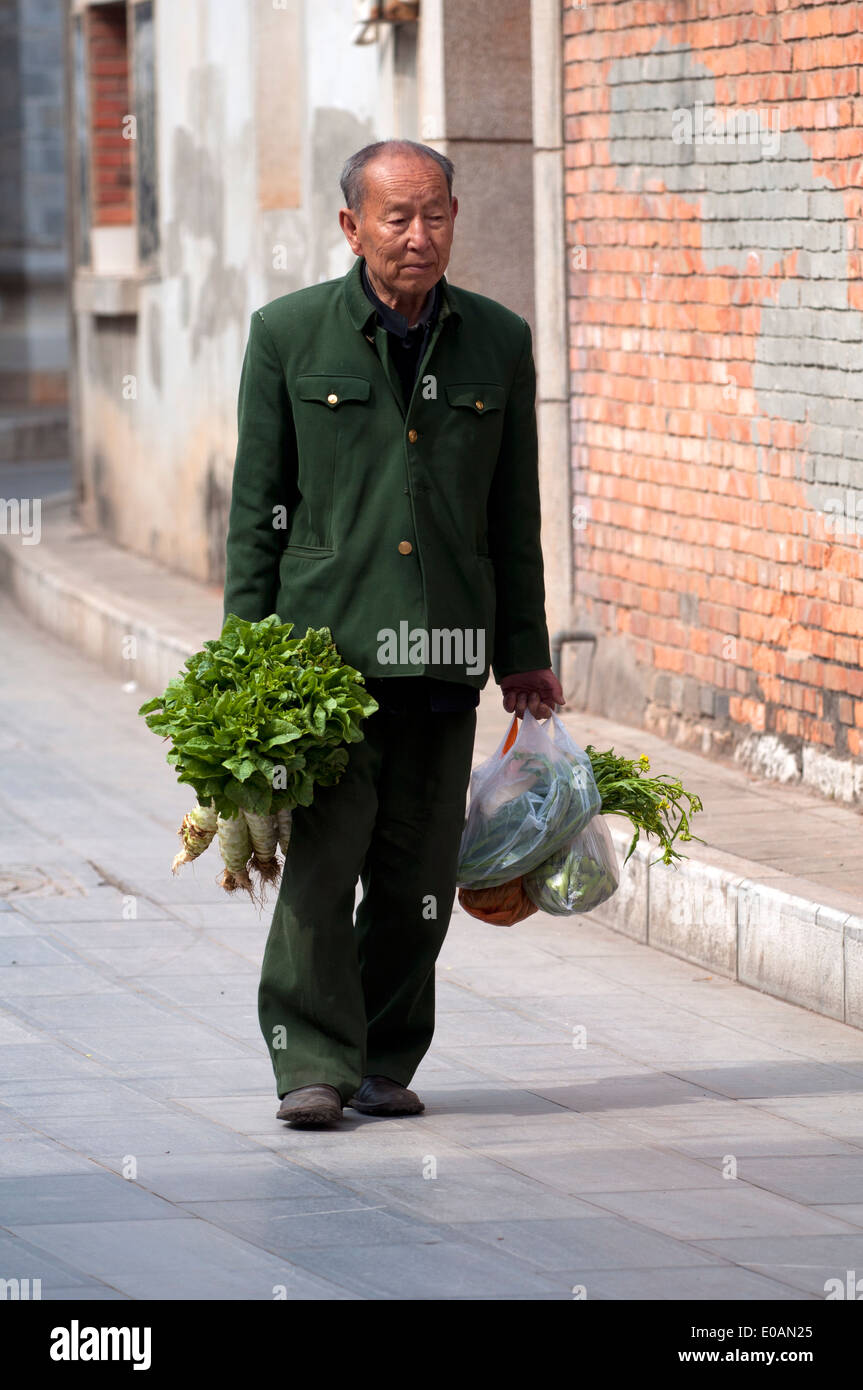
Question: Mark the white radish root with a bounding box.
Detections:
[276,807,292,855]
[171,801,218,874]
[242,809,281,885]
[216,811,254,896]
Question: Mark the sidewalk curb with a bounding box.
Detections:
[2,500,862,1031]
[591,828,862,1031]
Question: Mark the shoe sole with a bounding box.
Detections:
[347,1100,424,1115]
[276,1105,342,1126]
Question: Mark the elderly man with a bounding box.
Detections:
[223,139,563,1128]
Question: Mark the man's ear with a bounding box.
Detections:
[339,207,363,256]
[451,195,458,224]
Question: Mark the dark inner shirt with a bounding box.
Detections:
[360,262,480,713]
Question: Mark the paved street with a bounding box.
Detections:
[1,601,863,1300]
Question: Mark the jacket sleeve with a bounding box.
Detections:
[486,317,553,681]
[222,310,298,627]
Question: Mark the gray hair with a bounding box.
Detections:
[340,139,455,212]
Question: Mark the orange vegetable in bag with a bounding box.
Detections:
[458,876,538,927]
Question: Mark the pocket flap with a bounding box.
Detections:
[296,375,371,407]
[444,383,506,414]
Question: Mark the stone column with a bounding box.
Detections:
[417,0,534,325]
[530,0,572,649]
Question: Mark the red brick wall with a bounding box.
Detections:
[563,0,863,775]
[87,3,133,226]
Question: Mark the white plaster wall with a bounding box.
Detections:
[76,0,388,585]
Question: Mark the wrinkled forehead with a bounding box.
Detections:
[362,155,452,209]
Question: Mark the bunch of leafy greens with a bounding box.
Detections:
[586,746,704,866]
[138,615,378,818]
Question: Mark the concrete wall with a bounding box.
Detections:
[71,0,385,585]
[68,0,544,600]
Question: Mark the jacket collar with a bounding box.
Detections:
[343,254,461,333]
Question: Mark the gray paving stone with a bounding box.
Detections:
[0,1173,186,1224]
[285,1237,563,1299]
[815,1203,863,1228]
[0,1137,101,1177]
[128,1152,345,1203]
[430,1011,570,1046]
[181,1007,260,1041]
[0,1229,109,1289]
[671,1061,863,1100]
[168,1093,293,1131]
[27,1113,262,1160]
[739,1261,861,1298]
[738,1094,863,1143]
[354,1170,606,1223]
[42,1284,132,1300]
[123,1058,272,1096]
[0,1079,167,1118]
[0,965,124,997]
[691,1231,863,1287]
[454,1216,722,1272]
[0,914,44,937]
[472,1141,726,1195]
[179,1196,445,1252]
[442,961,624,999]
[583,1187,863,1241]
[102,1263,360,1300]
[51,1024,256,1064]
[0,1015,43,1046]
[137,973,257,1007]
[526,1072,718,1114]
[46,922,194,949]
[12,993,182,1030]
[11,896,171,922]
[0,937,78,966]
[432,1043,617,1081]
[573,1265,814,1301]
[709,1155,863,1205]
[10,1217,363,1297]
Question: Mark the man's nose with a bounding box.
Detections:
[406,218,432,248]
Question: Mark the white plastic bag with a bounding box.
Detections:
[523,813,619,915]
[456,711,601,889]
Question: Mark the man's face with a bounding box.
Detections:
[339,153,458,304]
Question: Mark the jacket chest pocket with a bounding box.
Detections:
[290,375,372,548]
[294,374,372,449]
[444,384,507,416]
[440,382,507,473]
[295,374,372,412]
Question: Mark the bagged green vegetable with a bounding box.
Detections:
[456,711,601,889]
[524,813,619,916]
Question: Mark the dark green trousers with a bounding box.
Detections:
[258,704,477,1103]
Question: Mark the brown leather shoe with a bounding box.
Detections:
[276,1084,342,1127]
[347,1074,424,1116]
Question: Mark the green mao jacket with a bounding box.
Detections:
[222,254,551,689]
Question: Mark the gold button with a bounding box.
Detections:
[407,428,418,443]
[327,392,338,405]
[475,400,484,410]
[398,540,413,555]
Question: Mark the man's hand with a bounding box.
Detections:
[500,668,565,720]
